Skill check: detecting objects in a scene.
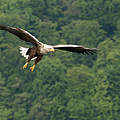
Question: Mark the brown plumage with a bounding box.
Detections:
[0,25,98,71]
[53,45,97,55]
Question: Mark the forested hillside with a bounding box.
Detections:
[0,0,120,120]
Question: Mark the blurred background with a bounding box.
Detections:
[0,0,120,120]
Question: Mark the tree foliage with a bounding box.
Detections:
[0,0,120,120]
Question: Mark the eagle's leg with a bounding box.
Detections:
[30,55,43,72]
[23,62,29,69]
[23,54,34,69]
[30,64,35,72]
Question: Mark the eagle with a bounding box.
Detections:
[0,25,97,72]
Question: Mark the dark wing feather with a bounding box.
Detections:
[53,45,97,55]
[0,25,43,46]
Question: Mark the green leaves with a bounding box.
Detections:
[0,0,120,119]
[65,65,95,119]
[93,37,120,119]
[61,20,106,46]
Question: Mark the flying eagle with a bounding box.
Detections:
[0,25,97,72]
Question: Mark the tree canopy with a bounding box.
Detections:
[0,0,120,120]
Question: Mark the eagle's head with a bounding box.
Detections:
[41,44,55,54]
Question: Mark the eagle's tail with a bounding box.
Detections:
[19,46,37,60]
[19,46,29,59]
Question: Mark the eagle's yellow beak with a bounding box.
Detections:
[50,48,54,52]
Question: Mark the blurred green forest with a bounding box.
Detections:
[0,0,120,120]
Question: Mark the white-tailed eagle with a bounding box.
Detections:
[0,25,97,71]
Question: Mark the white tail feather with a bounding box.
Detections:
[19,46,29,59]
[19,46,37,60]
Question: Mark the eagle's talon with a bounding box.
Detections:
[23,63,28,69]
[30,65,35,72]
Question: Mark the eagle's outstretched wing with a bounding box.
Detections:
[53,45,97,54]
[0,25,43,46]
